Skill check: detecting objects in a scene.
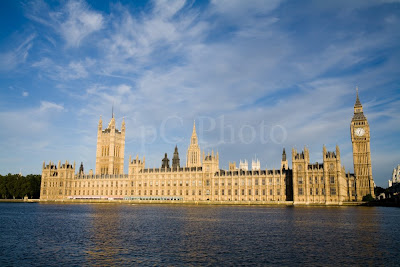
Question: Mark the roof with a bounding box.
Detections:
[352,112,366,121]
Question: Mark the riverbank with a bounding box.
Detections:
[0,199,367,206]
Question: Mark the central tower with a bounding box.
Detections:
[95,113,125,175]
[350,88,375,199]
[186,121,201,167]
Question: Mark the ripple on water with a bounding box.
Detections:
[0,203,399,266]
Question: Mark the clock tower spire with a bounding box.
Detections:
[350,87,375,200]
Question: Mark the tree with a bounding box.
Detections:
[0,174,41,199]
[362,194,374,202]
[375,186,385,197]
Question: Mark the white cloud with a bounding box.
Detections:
[4,0,398,185]
[210,0,282,17]
[116,84,131,95]
[40,101,64,112]
[0,101,65,139]
[60,0,104,47]
[66,61,89,79]
[25,0,103,47]
[22,91,29,97]
[153,0,186,19]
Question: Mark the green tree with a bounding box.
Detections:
[362,194,374,202]
[0,174,8,198]
[0,173,41,199]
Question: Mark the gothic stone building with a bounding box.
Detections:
[40,91,375,204]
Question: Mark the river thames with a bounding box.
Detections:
[0,203,399,266]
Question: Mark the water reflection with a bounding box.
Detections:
[80,205,400,265]
[1,203,398,266]
[85,204,127,265]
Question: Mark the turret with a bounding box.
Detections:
[98,116,103,132]
[172,145,180,169]
[162,153,170,169]
[281,148,288,170]
[79,162,84,175]
[282,148,286,161]
[203,150,219,173]
[229,162,237,171]
[121,117,126,133]
[336,145,340,159]
[128,155,145,175]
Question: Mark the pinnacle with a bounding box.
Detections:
[191,120,198,141]
[355,86,362,107]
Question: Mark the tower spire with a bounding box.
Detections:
[355,86,362,107]
[187,120,201,167]
[112,104,114,118]
[191,120,198,145]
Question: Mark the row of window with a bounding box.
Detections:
[43,181,63,187]
[298,176,336,184]
[214,189,281,196]
[298,187,336,196]
[54,178,285,188]
[101,145,121,157]
[47,188,284,197]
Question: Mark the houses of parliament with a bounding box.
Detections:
[40,90,375,204]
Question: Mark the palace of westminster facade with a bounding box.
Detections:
[40,91,375,204]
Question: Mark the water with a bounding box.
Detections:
[0,203,399,266]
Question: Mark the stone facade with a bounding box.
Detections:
[291,146,348,204]
[40,90,375,204]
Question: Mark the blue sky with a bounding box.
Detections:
[0,0,399,187]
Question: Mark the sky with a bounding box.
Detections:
[0,0,399,187]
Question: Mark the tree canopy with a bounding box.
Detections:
[0,174,41,199]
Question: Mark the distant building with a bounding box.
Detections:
[239,160,248,171]
[40,89,375,204]
[252,158,260,171]
[389,164,400,187]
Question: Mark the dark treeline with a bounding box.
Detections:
[0,174,41,199]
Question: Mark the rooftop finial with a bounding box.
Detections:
[112,104,114,118]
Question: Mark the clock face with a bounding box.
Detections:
[354,127,365,137]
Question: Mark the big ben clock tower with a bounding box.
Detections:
[350,88,375,200]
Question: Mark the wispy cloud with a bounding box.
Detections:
[39,101,64,112]
[25,0,103,47]
[0,33,36,71]
[0,0,399,186]
[31,57,93,80]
